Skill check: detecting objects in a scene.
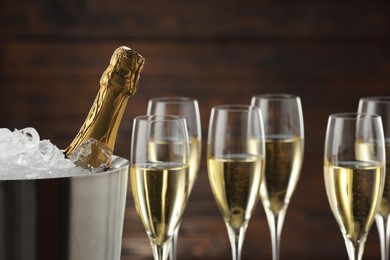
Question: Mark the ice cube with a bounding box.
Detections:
[0,128,87,180]
[68,138,113,172]
[0,128,12,139]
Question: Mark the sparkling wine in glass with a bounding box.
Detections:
[324,113,385,260]
[359,96,390,260]
[147,97,201,260]
[147,97,201,193]
[251,94,304,260]
[207,105,265,260]
[130,115,191,260]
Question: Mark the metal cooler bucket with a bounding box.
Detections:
[0,156,129,260]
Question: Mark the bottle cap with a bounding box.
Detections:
[100,46,145,96]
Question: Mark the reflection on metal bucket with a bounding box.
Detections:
[0,156,129,260]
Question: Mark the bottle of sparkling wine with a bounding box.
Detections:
[64,46,145,170]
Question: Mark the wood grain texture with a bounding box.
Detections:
[1,0,390,259]
[3,0,390,38]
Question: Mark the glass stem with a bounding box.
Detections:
[150,239,172,260]
[169,176,195,260]
[169,226,180,260]
[264,206,287,260]
[376,214,390,260]
[344,237,366,260]
[226,222,249,260]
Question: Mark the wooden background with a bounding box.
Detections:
[1,0,390,259]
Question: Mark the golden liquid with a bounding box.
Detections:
[354,141,390,217]
[208,154,264,230]
[148,138,200,193]
[188,138,201,192]
[260,136,303,214]
[130,163,189,246]
[324,161,384,242]
[65,46,145,168]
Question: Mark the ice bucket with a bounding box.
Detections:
[0,156,129,260]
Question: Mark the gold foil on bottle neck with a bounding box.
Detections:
[100,46,145,96]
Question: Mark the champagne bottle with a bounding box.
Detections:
[65,46,145,170]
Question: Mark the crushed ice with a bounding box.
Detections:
[0,127,87,180]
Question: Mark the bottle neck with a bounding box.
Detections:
[64,46,144,170]
[64,84,128,156]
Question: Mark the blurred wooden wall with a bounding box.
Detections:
[1,0,390,259]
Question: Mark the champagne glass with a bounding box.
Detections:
[324,113,386,260]
[251,94,304,260]
[358,96,390,260]
[130,115,191,260]
[147,97,201,260]
[207,105,265,260]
